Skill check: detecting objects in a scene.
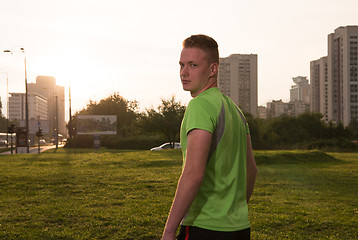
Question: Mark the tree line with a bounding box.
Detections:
[2,93,357,150]
[65,92,358,151]
[0,98,9,133]
[246,112,358,151]
[66,93,185,149]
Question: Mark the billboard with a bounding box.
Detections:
[77,115,117,135]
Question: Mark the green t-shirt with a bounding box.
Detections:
[180,87,250,231]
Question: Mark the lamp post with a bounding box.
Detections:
[55,95,58,149]
[69,79,72,142]
[0,70,9,148]
[6,71,8,149]
[3,48,29,153]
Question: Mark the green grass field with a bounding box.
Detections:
[0,149,357,239]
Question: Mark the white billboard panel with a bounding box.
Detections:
[77,115,117,135]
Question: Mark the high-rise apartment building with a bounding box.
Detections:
[218,54,258,116]
[28,76,66,138]
[257,106,267,119]
[327,26,358,126]
[310,57,328,122]
[310,26,358,126]
[290,76,310,104]
[9,93,47,121]
[289,76,310,117]
[266,100,294,118]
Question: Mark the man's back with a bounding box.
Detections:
[180,87,250,231]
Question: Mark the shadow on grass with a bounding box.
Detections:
[136,160,182,168]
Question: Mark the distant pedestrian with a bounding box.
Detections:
[161,34,257,240]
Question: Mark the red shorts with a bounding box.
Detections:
[177,225,250,240]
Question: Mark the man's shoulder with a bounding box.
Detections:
[188,89,222,112]
[191,88,222,103]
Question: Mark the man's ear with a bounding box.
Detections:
[209,63,218,77]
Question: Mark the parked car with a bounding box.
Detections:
[150,142,181,151]
[0,140,7,146]
[39,139,46,145]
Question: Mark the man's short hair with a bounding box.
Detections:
[183,34,219,64]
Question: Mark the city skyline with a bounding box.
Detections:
[0,0,357,121]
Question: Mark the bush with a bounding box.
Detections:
[64,135,94,148]
[306,138,358,151]
[102,135,167,150]
[65,135,166,150]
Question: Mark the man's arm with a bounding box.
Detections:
[162,129,212,240]
[246,134,257,203]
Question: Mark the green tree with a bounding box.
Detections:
[139,96,186,148]
[259,112,355,150]
[295,112,327,140]
[68,93,139,137]
[260,115,305,148]
[348,119,358,140]
[245,112,264,149]
[0,98,9,133]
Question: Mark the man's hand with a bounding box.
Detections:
[161,229,176,240]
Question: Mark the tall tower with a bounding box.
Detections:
[328,26,358,126]
[310,57,328,122]
[290,76,310,104]
[27,76,66,138]
[218,54,258,116]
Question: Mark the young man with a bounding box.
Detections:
[162,35,257,240]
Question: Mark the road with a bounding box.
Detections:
[0,144,64,155]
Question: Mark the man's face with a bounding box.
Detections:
[179,47,213,97]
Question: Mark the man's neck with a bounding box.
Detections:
[191,80,217,98]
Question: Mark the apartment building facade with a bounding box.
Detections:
[310,57,328,122]
[309,26,358,126]
[327,26,358,126]
[9,92,47,121]
[266,100,294,118]
[28,76,66,138]
[218,54,258,116]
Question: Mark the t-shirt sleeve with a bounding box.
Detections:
[183,99,216,135]
[245,121,250,134]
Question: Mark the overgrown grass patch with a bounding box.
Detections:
[0,149,357,239]
[251,151,358,239]
[254,150,339,164]
[0,149,182,239]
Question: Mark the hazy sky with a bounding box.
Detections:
[0,0,357,120]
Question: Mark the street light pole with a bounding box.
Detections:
[6,71,9,149]
[69,79,72,142]
[3,48,29,153]
[55,95,58,149]
[21,48,29,153]
[0,70,9,148]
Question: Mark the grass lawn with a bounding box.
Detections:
[0,149,357,239]
[251,151,358,239]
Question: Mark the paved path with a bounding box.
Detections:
[0,145,64,155]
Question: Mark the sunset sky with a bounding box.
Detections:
[0,0,357,121]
